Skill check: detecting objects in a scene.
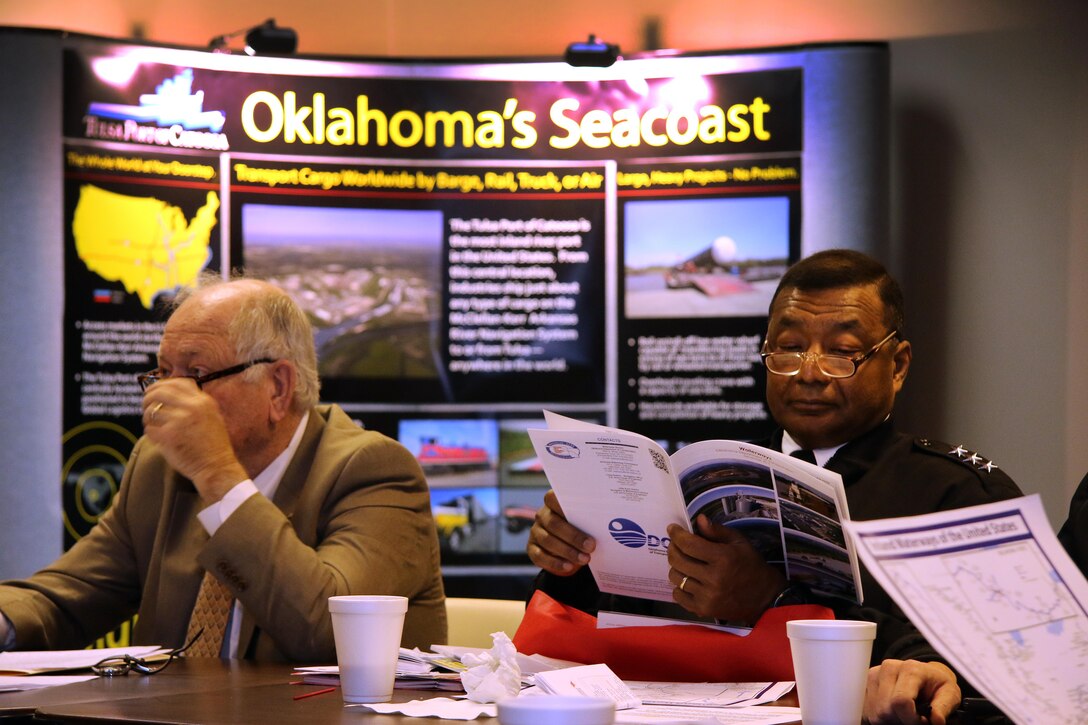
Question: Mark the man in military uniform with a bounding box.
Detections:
[528,249,1022,724]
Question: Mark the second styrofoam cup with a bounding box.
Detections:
[787,619,876,725]
[328,595,408,703]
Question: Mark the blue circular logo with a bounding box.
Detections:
[608,518,647,548]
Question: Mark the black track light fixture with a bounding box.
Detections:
[564,34,621,67]
[209,19,298,56]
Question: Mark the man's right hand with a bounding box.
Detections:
[142,378,248,504]
[667,514,786,624]
[526,490,595,576]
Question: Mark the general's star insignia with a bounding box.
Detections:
[982,460,998,472]
[967,453,982,464]
[950,445,968,458]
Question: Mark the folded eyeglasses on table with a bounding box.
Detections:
[90,628,204,677]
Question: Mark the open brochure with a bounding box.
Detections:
[528,411,862,607]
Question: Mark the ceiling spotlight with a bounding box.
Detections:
[245,19,297,55]
[564,34,621,68]
[209,19,298,55]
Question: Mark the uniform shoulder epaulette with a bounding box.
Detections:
[913,438,999,473]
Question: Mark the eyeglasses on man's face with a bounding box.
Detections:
[136,358,276,392]
[760,329,899,379]
[90,628,204,677]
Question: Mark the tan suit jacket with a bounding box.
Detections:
[0,404,447,661]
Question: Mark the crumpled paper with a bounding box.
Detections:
[459,631,522,703]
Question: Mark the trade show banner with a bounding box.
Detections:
[60,37,885,583]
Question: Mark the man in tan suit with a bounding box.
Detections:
[0,277,446,661]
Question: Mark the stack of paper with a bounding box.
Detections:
[0,646,176,695]
[292,647,471,692]
[0,674,97,692]
[0,645,171,675]
[533,663,641,709]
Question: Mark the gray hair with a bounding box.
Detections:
[173,273,321,411]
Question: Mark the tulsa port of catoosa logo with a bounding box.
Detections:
[544,440,580,459]
[83,68,229,151]
[608,518,669,552]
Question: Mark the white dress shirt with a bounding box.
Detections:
[780,429,843,469]
[196,411,309,657]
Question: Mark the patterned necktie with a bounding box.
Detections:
[184,571,233,658]
[790,448,818,465]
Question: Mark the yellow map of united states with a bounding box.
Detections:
[72,185,219,309]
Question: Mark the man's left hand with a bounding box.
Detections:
[864,659,961,725]
[666,514,786,624]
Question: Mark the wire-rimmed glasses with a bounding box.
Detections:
[760,329,899,379]
[90,628,204,677]
[136,358,276,392]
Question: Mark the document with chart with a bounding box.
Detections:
[843,495,1088,725]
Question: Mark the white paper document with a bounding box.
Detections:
[529,411,861,604]
[355,697,802,724]
[615,704,801,724]
[0,645,169,675]
[532,663,642,709]
[597,610,752,636]
[843,494,1088,725]
[0,674,97,692]
[624,681,794,708]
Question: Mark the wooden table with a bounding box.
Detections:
[2,658,803,723]
[1,658,474,723]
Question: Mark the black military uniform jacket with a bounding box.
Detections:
[784,418,1023,663]
[532,418,1023,666]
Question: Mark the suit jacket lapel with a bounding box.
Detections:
[269,410,325,518]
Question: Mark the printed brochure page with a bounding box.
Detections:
[528,414,689,601]
[529,411,862,604]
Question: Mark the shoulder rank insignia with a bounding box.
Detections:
[915,438,999,473]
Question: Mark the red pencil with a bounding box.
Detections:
[293,686,337,701]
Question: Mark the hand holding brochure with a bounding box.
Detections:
[528,411,862,605]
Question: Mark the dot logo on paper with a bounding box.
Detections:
[609,518,646,547]
[608,518,670,552]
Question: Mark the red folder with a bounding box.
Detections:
[512,590,834,681]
